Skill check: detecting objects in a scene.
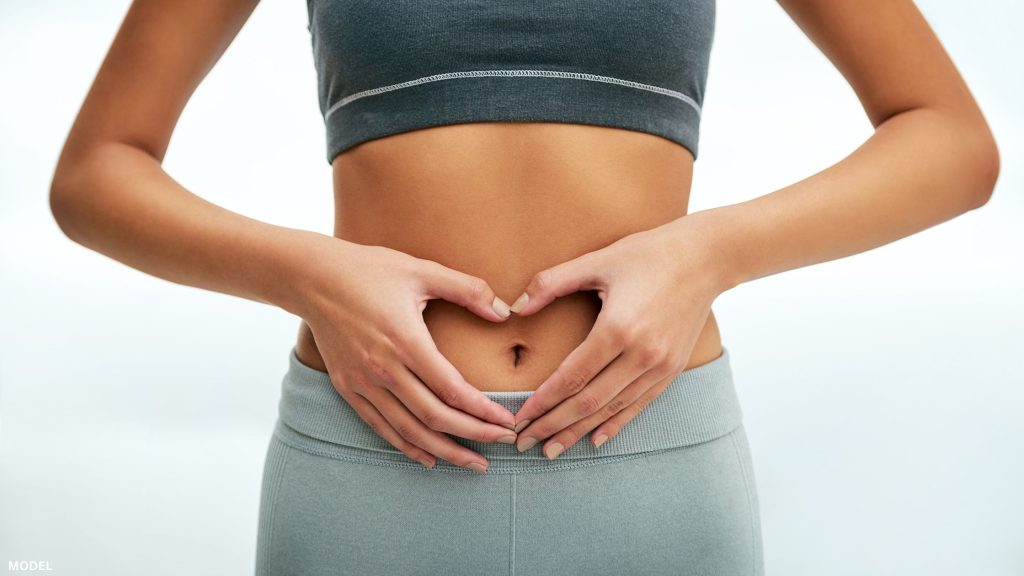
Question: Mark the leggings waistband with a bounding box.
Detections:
[276,345,743,472]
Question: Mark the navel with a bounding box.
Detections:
[510,342,529,369]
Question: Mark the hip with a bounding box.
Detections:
[256,344,762,574]
[256,425,762,576]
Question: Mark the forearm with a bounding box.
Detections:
[687,106,1000,292]
[49,141,330,317]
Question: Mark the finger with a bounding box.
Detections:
[589,369,679,449]
[386,361,519,444]
[546,364,676,456]
[515,345,653,455]
[513,312,626,430]
[358,384,492,474]
[508,250,605,316]
[336,386,436,469]
[399,322,517,429]
[416,259,512,321]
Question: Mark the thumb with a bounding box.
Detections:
[510,251,605,316]
[416,260,512,322]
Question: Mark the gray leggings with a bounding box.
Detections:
[255,345,764,575]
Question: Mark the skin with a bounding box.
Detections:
[50,0,998,473]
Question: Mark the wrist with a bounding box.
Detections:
[260,226,342,319]
[668,207,747,295]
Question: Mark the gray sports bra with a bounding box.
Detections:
[305,0,716,165]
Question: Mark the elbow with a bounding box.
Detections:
[961,119,1001,211]
[969,135,1000,210]
[49,156,95,246]
[49,168,82,244]
[49,142,105,245]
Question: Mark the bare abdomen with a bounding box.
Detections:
[295,121,723,392]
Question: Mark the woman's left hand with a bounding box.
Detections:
[508,213,734,458]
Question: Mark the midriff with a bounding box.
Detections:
[294,121,723,392]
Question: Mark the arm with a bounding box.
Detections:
[49,0,317,317]
[48,0,522,468]
[688,0,1001,293]
[503,0,1001,457]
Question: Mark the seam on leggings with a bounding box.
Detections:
[259,439,291,576]
[272,425,653,474]
[509,475,517,576]
[729,428,758,576]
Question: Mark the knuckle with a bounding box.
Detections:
[635,394,654,413]
[384,326,408,350]
[362,353,397,389]
[419,409,444,431]
[563,370,589,394]
[637,340,666,368]
[357,349,373,372]
[436,385,461,407]
[369,422,386,439]
[604,395,628,417]
[336,386,356,405]
[533,269,552,294]
[576,393,603,416]
[352,371,372,391]
[395,421,420,443]
[364,416,386,438]
[559,427,582,446]
[663,358,684,376]
[377,367,398,389]
[468,277,488,301]
[359,350,383,375]
[606,321,633,347]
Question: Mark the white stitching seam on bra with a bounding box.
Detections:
[323,69,702,120]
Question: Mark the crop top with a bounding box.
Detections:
[305,0,716,165]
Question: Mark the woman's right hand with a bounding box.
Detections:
[293,235,518,474]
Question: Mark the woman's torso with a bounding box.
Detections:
[294,121,723,392]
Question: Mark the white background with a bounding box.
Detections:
[2,0,1022,574]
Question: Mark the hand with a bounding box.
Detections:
[295,236,520,474]
[508,215,733,459]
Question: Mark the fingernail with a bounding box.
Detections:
[514,419,531,433]
[466,462,488,474]
[593,434,609,449]
[417,457,434,469]
[545,442,565,460]
[497,434,517,444]
[492,296,512,318]
[509,292,529,314]
[517,436,537,452]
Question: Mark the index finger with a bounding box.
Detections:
[513,313,627,430]
[398,320,517,430]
